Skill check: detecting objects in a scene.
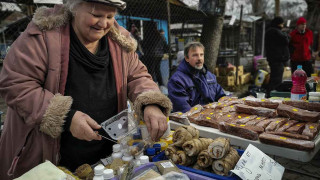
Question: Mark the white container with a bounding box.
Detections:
[122,153,133,163]
[103,169,115,180]
[309,92,320,102]
[161,118,171,138]
[139,155,149,165]
[111,144,123,160]
[256,92,265,99]
[93,164,105,180]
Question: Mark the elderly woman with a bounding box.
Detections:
[0,0,172,178]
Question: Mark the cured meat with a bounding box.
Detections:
[265,118,289,132]
[212,148,240,176]
[276,120,299,132]
[185,104,203,117]
[236,115,258,124]
[218,122,262,140]
[169,112,190,125]
[286,123,306,134]
[197,150,214,168]
[207,137,230,159]
[259,133,315,151]
[203,102,218,109]
[267,131,310,140]
[165,145,180,159]
[171,150,197,166]
[277,104,320,122]
[244,97,280,109]
[172,126,199,147]
[182,138,215,156]
[302,123,320,139]
[235,104,277,118]
[245,117,266,126]
[255,118,278,128]
[283,100,320,112]
[189,108,221,129]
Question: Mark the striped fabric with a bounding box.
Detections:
[84,0,126,10]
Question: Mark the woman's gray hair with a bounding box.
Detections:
[184,41,205,58]
[64,0,83,15]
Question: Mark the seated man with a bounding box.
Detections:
[168,42,225,112]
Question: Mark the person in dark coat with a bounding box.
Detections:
[265,16,290,97]
[168,42,225,113]
[289,17,314,76]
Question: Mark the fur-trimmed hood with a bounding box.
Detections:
[32,4,137,52]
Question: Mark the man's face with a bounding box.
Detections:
[185,46,204,70]
[297,23,306,32]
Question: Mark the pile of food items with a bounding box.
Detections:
[165,126,240,176]
[169,97,320,151]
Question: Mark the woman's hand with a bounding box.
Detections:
[69,111,102,141]
[143,105,167,141]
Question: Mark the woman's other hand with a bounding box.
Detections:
[143,105,167,141]
[70,111,102,141]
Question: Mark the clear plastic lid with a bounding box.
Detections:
[94,164,105,175]
[112,144,121,152]
[309,92,320,97]
[122,154,133,162]
[103,169,114,179]
[139,155,150,164]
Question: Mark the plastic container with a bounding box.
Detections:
[103,169,117,180]
[161,117,171,138]
[139,155,150,165]
[152,150,244,180]
[154,141,168,151]
[139,121,149,140]
[111,144,123,160]
[291,65,307,100]
[93,164,105,180]
[122,153,133,163]
[309,92,320,102]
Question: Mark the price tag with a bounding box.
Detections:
[231,144,284,180]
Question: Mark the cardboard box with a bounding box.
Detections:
[283,67,291,79]
[227,65,244,76]
[214,67,219,76]
[239,72,251,85]
[217,76,235,87]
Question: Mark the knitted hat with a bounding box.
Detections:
[83,0,126,10]
[296,17,307,25]
[271,16,284,27]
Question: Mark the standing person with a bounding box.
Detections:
[168,42,225,113]
[289,17,314,77]
[129,23,144,58]
[143,26,169,87]
[0,0,172,179]
[265,16,290,97]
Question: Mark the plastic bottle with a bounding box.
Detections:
[153,144,161,154]
[111,144,123,160]
[122,153,133,164]
[103,169,117,180]
[140,155,150,165]
[93,164,105,180]
[291,65,307,100]
[139,120,149,140]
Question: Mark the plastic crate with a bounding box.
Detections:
[133,162,217,180]
[152,150,244,180]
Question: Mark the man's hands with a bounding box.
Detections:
[69,111,102,141]
[143,105,168,141]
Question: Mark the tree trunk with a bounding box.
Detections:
[200,2,226,73]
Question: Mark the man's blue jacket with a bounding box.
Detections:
[168,59,225,113]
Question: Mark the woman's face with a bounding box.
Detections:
[72,2,116,45]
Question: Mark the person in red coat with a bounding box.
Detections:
[289,17,314,76]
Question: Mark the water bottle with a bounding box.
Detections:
[291,65,307,100]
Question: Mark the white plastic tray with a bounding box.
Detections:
[170,121,320,162]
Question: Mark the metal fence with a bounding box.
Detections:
[0,1,264,90]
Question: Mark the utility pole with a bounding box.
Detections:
[275,0,280,16]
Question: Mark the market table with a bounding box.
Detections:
[169,121,320,162]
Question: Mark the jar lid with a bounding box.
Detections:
[112,144,121,152]
[103,169,114,179]
[122,154,133,162]
[94,164,104,175]
[309,92,320,97]
[146,148,156,156]
[140,155,150,164]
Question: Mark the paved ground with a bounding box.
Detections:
[0,65,319,179]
